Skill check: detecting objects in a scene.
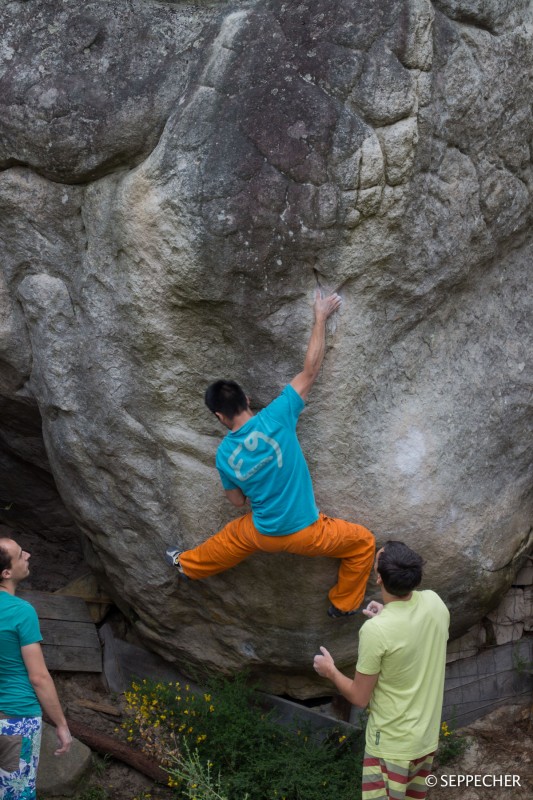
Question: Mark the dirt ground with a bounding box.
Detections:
[431,703,533,800]
[39,673,174,800]
[39,673,533,800]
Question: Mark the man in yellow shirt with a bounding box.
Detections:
[313,541,449,800]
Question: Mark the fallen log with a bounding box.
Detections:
[74,699,122,717]
[45,715,168,784]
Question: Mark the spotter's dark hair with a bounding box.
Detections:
[0,538,14,580]
[377,540,423,597]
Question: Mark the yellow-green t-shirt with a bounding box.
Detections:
[356,590,449,760]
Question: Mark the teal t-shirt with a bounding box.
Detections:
[216,385,319,535]
[356,590,450,760]
[0,592,43,717]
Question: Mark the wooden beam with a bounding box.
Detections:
[19,590,93,623]
[41,644,102,673]
[40,619,100,649]
[18,590,103,673]
[45,715,168,784]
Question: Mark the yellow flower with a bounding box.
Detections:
[338,735,347,743]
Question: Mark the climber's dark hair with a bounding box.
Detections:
[205,380,248,420]
[377,540,423,597]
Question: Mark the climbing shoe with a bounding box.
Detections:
[164,547,190,579]
[327,604,357,619]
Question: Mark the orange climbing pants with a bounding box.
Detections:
[179,512,375,612]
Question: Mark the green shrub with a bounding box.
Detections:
[124,674,364,800]
[73,788,110,800]
[436,720,470,766]
[167,741,237,800]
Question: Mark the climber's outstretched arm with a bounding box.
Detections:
[290,290,342,402]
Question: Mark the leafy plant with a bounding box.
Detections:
[72,787,110,800]
[92,752,112,777]
[167,741,242,800]
[513,645,533,675]
[124,673,365,800]
[436,719,470,765]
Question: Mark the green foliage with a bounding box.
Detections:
[513,645,533,676]
[38,788,109,800]
[92,753,112,777]
[72,787,110,800]
[124,674,365,800]
[436,720,470,766]
[167,741,238,800]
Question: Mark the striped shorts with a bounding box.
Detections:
[0,716,42,800]
[362,750,435,800]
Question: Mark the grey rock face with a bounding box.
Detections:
[0,0,532,696]
[0,0,221,182]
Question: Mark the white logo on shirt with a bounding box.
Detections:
[228,431,283,481]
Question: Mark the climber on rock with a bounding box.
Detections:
[165,290,375,618]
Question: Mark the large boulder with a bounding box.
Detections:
[0,0,532,696]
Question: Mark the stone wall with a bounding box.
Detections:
[447,560,533,661]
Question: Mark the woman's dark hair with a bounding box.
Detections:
[377,540,423,597]
[205,380,248,419]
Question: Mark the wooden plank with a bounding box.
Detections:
[261,693,358,743]
[74,699,122,717]
[40,619,100,649]
[117,640,185,686]
[19,590,93,623]
[99,622,127,693]
[99,622,185,692]
[16,590,102,673]
[41,644,102,673]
